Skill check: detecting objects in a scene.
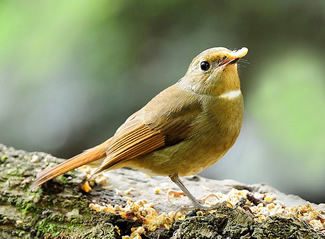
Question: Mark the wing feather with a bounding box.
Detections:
[93,85,202,174]
[108,123,165,161]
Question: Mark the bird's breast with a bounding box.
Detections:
[177,94,243,174]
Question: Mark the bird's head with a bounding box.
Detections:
[181,47,248,97]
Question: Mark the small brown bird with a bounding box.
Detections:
[32,47,248,209]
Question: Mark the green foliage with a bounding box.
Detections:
[248,48,325,165]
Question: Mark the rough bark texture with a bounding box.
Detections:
[0,144,324,239]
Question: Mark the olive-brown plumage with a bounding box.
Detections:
[32,47,248,209]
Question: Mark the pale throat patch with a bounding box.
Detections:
[219,90,241,99]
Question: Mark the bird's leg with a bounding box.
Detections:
[169,174,214,210]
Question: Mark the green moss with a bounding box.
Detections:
[65,170,75,177]
[21,200,37,214]
[56,170,77,186]
[71,218,83,224]
[35,216,117,238]
[0,189,43,215]
[57,174,68,184]
[1,154,7,163]
[36,218,62,236]
[7,168,26,176]
[4,194,38,215]
[36,216,79,236]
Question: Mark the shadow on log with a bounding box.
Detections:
[0,144,324,238]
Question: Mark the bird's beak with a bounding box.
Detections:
[219,47,248,67]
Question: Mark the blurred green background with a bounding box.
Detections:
[1,1,324,202]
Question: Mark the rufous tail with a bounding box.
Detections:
[31,139,111,189]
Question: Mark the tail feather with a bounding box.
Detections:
[31,139,111,189]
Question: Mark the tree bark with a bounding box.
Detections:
[0,144,324,239]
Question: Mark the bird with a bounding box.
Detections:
[31,46,248,209]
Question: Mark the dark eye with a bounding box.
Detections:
[200,61,210,71]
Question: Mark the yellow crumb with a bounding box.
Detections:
[154,187,161,194]
[115,189,122,196]
[31,155,40,163]
[102,185,113,189]
[89,203,101,212]
[196,211,204,216]
[265,196,275,203]
[81,181,92,193]
[95,173,107,185]
[115,225,121,235]
[125,187,136,195]
[160,183,172,191]
[103,204,117,214]
[123,196,134,201]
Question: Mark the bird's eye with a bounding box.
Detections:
[200,61,210,71]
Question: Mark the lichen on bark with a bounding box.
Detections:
[0,144,120,238]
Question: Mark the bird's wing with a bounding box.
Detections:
[94,84,202,172]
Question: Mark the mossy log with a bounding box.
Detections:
[0,144,324,239]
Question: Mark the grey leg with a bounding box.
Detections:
[169,174,213,210]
